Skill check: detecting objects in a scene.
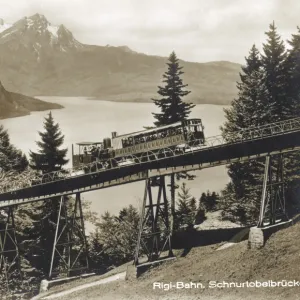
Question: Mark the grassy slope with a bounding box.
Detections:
[49,222,300,300]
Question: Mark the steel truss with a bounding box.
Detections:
[257,154,288,227]
[0,206,21,288]
[134,176,174,265]
[4,116,299,193]
[49,193,89,278]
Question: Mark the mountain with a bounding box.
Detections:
[0,14,241,105]
[0,80,62,119]
[0,18,12,33]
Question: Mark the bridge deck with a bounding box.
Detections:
[0,117,300,207]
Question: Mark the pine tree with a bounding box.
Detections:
[88,229,111,273]
[262,23,300,214]
[27,112,69,275]
[95,207,140,266]
[0,125,28,172]
[176,183,196,229]
[152,51,194,126]
[282,27,300,209]
[151,51,196,205]
[261,22,291,120]
[195,194,206,225]
[285,26,300,116]
[220,44,269,224]
[29,112,68,174]
[209,192,218,211]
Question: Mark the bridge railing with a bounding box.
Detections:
[3,117,300,193]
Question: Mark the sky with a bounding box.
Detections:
[0,0,299,63]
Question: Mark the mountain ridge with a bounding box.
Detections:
[0,14,241,105]
[0,81,63,119]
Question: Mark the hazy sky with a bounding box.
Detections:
[0,0,299,63]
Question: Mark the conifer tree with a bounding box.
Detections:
[262,23,300,213]
[285,27,300,116]
[29,112,68,174]
[176,183,196,229]
[220,45,268,224]
[0,125,28,172]
[28,112,69,275]
[152,51,194,126]
[195,195,206,225]
[261,22,291,120]
[151,52,196,218]
[95,207,140,265]
[282,27,300,209]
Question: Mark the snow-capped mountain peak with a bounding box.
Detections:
[0,18,12,33]
[0,13,83,56]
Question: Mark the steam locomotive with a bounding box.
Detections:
[72,118,205,169]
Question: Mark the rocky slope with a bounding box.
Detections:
[0,81,62,119]
[0,14,241,105]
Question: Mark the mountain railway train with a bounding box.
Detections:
[72,118,205,170]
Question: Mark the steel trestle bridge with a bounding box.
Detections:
[0,117,300,281]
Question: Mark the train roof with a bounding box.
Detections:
[114,121,182,139]
[76,142,103,146]
[113,118,202,139]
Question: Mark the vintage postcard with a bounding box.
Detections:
[0,1,299,299]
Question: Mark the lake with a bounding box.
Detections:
[0,97,230,218]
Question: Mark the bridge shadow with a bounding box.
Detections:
[172,226,249,251]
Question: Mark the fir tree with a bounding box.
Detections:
[151,51,196,203]
[282,27,300,209]
[261,22,291,120]
[95,207,140,265]
[262,23,300,214]
[27,112,69,275]
[285,26,300,116]
[220,45,268,224]
[176,183,196,229]
[29,112,68,174]
[152,51,194,126]
[0,125,28,172]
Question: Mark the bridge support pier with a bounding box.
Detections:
[257,154,288,228]
[134,176,174,265]
[49,193,89,278]
[0,206,22,288]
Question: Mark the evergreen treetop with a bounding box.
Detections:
[0,125,28,172]
[286,26,300,116]
[261,22,291,120]
[220,43,269,224]
[29,112,68,173]
[221,44,269,142]
[152,51,194,126]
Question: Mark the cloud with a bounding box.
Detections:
[0,0,299,63]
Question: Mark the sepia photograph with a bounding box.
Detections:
[0,0,299,299]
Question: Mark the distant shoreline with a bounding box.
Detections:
[35,95,230,106]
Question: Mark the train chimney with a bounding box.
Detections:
[111,131,117,138]
[103,138,112,149]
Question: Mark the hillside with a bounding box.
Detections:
[41,223,300,300]
[0,81,62,119]
[0,14,241,105]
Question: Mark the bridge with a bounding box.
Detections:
[0,117,300,283]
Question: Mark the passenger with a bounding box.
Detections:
[83,146,88,155]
